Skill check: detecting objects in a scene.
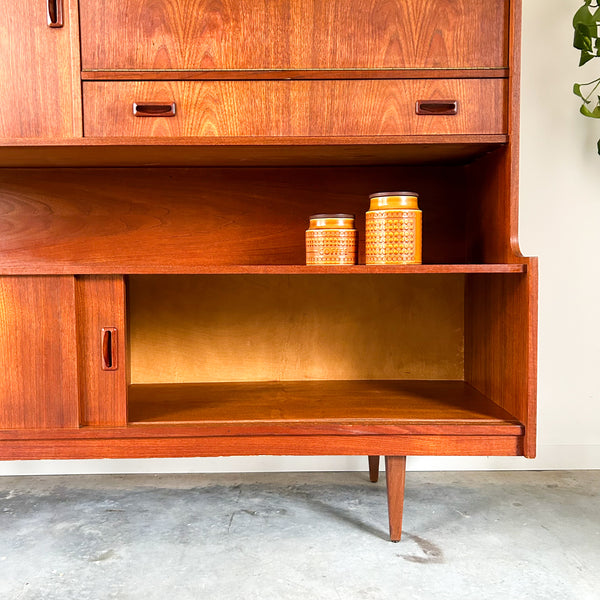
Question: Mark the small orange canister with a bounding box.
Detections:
[365,192,422,265]
[305,214,357,265]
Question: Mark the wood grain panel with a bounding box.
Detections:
[465,265,537,458]
[129,275,464,383]
[0,0,81,138]
[0,419,523,440]
[0,166,468,271]
[82,69,510,81]
[76,276,128,426]
[127,381,522,427]
[79,0,508,70]
[0,276,79,429]
[83,80,506,138]
[0,435,523,461]
[0,138,508,169]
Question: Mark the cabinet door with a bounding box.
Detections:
[76,276,128,427]
[0,0,81,138]
[80,0,508,71]
[0,277,79,429]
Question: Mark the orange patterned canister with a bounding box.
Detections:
[366,192,422,265]
[305,214,357,265]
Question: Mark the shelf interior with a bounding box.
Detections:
[127,380,523,434]
[128,274,466,384]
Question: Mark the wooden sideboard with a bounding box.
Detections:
[0,0,536,542]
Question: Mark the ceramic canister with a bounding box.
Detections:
[365,192,422,265]
[305,214,357,265]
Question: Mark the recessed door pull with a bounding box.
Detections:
[133,102,177,117]
[47,0,64,28]
[101,328,118,371]
[416,100,458,115]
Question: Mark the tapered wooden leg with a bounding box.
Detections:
[385,455,407,542]
[368,455,380,482]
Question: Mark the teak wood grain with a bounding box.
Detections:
[368,456,380,483]
[127,381,523,431]
[0,166,469,271]
[79,0,508,71]
[465,266,538,458]
[0,0,536,487]
[0,434,523,461]
[83,79,506,138]
[128,275,465,384]
[0,276,79,429]
[0,138,508,169]
[0,0,82,138]
[82,69,510,82]
[386,456,407,542]
[76,276,128,427]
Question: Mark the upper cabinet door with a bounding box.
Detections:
[80,0,508,71]
[0,0,82,138]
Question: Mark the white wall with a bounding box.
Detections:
[1,0,599,475]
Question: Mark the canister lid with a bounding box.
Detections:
[368,192,419,211]
[308,214,355,230]
[369,192,419,198]
[309,213,355,219]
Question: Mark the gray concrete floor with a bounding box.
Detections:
[0,471,598,600]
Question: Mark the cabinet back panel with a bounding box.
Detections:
[0,167,467,271]
[80,0,508,71]
[128,275,464,383]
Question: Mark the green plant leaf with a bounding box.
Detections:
[581,51,597,65]
[597,138,600,155]
[580,101,600,118]
[573,3,600,63]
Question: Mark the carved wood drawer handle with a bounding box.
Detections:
[101,328,118,371]
[47,0,63,28]
[133,102,177,117]
[416,100,458,116]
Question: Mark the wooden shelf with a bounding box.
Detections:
[0,136,507,167]
[128,380,524,436]
[0,264,526,276]
[137,264,526,275]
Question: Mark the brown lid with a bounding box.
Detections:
[369,192,419,198]
[309,213,355,219]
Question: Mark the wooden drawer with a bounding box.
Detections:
[83,80,507,138]
[79,0,508,71]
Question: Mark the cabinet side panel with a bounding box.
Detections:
[0,276,79,429]
[0,0,82,138]
[76,276,128,426]
[465,266,537,457]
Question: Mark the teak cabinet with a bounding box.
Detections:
[0,0,537,542]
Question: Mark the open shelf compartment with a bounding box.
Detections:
[128,380,524,437]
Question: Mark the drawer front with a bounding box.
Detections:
[83,80,507,137]
[80,0,508,71]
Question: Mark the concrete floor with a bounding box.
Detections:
[0,471,598,600]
